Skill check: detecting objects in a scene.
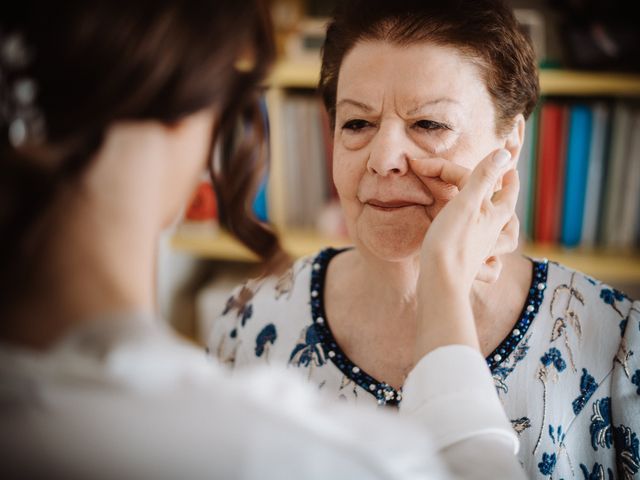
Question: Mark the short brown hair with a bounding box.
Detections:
[319,0,540,136]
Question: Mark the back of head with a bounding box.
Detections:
[320,0,540,135]
[0,0,279,317]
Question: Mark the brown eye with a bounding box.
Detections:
[342,119,372,131]
[414,120,449,131]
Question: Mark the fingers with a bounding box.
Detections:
[457,149,513,208]
[476,257,502,284]
[491,215,520,256]
[491,169,520,220]
[475,215,519,284]
[408,157,471,190]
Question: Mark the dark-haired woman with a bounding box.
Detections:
[0,1,528,479]
[210,1,640,478]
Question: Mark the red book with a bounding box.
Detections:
[535,102,569,244]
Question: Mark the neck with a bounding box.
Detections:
[5,178,161,350]
[345,247,525,328]
[353,248,421,306]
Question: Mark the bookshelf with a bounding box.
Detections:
[171,60,640,284]
[171,228,640,283]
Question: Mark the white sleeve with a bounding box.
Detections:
[400,345,525,479]
[229,345,524,480]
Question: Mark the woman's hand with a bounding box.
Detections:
[409,150,519,287]
[408,149,519,359]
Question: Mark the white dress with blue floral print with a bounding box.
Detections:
[208,248,640,480]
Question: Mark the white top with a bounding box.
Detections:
[0,312,523,480]
[209,248,640,479]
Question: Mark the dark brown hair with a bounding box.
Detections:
[0,0,281,313]
[319,0,540,136]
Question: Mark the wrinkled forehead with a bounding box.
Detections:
[336,40,491,116]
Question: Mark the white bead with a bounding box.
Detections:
[493,354,502,362]
[369,384,376,391]
[328,351,335,358]
[311,290,318,297]
[537,283,545,290]
[316,317,324,324]
[526,305,534,313]
[352,366,360,374]
[513,329,521,336]
[313,263,321,270]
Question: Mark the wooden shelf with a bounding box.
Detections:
[171,229,640,283]
[540,70,640,97]
[171,228,350,262]
[267,60,640,96]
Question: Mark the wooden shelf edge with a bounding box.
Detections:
[171,229,640,283]
[268,60,640,96]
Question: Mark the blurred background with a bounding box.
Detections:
[159,0,640,342]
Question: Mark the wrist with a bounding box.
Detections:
[414,268,480,364]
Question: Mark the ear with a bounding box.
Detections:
[504,113,525,167]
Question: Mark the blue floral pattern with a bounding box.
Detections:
[289,324,326,368]
[255,324,277,358]
[573,368,598,415]
[632,370,640,395]
[579,463,613,480]
[590,397,613,451]
[613,425,640,479]
[208,251,640,480]
[538,452,556,475]
[541,347,567,372]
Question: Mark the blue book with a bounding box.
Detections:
[561,105,593,247]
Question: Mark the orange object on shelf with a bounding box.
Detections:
[185,181,217,221]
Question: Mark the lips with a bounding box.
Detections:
[366,199,423,210]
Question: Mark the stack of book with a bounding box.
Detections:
[279,92,335,228]
[518,100,640,250]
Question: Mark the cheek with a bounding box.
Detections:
[332,148,365,198]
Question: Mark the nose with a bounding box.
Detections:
[366,122,411,177]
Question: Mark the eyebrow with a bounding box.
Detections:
[335,99,375,112]
[336,97,461,115]
[407,98,461,115]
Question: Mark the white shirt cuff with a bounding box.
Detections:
[400,345,518,454]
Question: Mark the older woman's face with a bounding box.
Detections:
[334,40,505,261]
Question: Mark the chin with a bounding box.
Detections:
[354,219,430,262]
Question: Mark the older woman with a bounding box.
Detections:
[209,1,640,478]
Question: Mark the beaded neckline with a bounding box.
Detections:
[309,247,548,407]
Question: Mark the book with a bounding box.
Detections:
[535,102,568,244]
[618,110,640,248]
[282,95,304,226]
[581,103,610,248]
[561,104,593,247]
[526,107,540,239]
[516,108,538,241]
[601,102,633,248]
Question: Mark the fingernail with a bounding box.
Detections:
[493,149,511,167]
